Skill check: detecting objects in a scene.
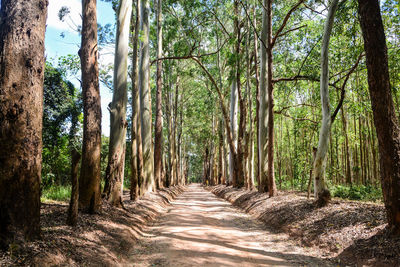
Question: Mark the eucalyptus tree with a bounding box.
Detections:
[0,0,47,245]
[79,0,102,213]
[139,0,155,193]
[313,0,339,207]
[130,0,141,200]
[358,0,400,234]
[103,0,132,207]
[154,0,164,189]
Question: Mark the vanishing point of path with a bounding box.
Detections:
[130,184,335,267]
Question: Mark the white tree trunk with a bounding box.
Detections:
[228,81,238,185]
[103,0,132,206]
[139,0,154,194]
[258,0,269,193]
[313,0,339,202]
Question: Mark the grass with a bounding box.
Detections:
[41,185,71,202]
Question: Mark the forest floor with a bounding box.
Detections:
[130,184,336,266]
[210,185,400,267]
[1,184,399,266]
[0,186,185,266]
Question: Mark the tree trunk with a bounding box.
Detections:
[253,5,261,190]
[358,0,400,234]
[130,0,141,201]
[229,82,238,186]
[0,0,47,246]
[258,0,269,193]
[103,0,132,207]
[154,0,163,189]
[265,0,277,197]
[79,0,102,214]
[234,0,246,188]
[67,149,81,226]
[139,0,154,194]
[313,0,339,207]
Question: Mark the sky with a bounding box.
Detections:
[45,0,116,136]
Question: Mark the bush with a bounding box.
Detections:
[41,185,71,202]
[331,184,382,202]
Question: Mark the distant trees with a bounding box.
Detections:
[0,0,48,245]
[79,0,102,213]
[358,0,400,234]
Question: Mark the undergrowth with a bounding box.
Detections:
[41,185,71,202]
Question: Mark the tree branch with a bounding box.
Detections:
[271,0,306,48]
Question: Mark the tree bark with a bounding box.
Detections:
[228,82,238,186]
[154,0,163,189]
[265,0,277,197]
[0,0,47,246]
[259,0,269,193]
[67,149,81,226]
[103,0,132,207]
[130,0,141,201]
[79,0,102,214]
[358,0,400,234]
[313,0,339,207]
[253,5,261,190]
[139,0,155,194]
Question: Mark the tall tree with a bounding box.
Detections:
[313,0,339,207]
[258,0,269,193]
[79,0,102,213]
[358,0,400,234]
[139,0,155,193]
[0,0,47,246]
[154,0,164,189]
[103,0,132,207]
[130,0,141,200]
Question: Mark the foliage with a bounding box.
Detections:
[41,185,72,202]
[42,62,82,188]
[331,185,382,202]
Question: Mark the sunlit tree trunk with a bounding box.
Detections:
[229,81,238,186]
[139,0,154,194]
[103,0,132,207]
[313,0,339,206]
[358,0,400,234]
[0,0,47,245]
[154,0,163,189]
[79,0,102,213]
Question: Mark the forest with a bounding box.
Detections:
[0,0,400,266]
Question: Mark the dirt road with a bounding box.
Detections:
[130,184,334,266]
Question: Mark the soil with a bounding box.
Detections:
[209,185,400,267]
[1,184,398,266]
[0,186,185,266]
[130,184,337,266]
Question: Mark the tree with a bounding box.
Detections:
[139,0,155,193]
[358,0,400,234]
[154,0,164,189]
[130,0,141,200]
[103,0,132,207]
[258,0,269,193]
[79,0,102,213]
[313,0,339,207]
[0,0,47,246]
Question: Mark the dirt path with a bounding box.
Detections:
[130,184,335,267]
